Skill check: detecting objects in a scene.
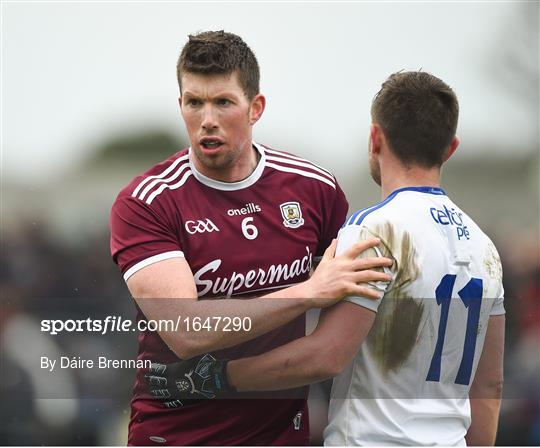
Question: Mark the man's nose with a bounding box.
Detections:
[201,104,218,130]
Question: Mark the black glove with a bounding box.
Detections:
[144,354,234,408]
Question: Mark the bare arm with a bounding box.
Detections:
[226,301,375,391]
[128,239,391,359]
[466,314,505,446]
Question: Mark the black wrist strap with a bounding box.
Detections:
[215,360,237,395]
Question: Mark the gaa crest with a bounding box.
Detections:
[280,202,304,229]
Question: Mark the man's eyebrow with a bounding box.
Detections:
[213,91,237,97]
[183,90,239,98]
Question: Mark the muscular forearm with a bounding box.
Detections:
[137,283,315,359]
[227,334,339,391]
[226,302,374,391]
[466,397,501,446]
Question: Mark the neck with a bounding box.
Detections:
[380,164,441,200]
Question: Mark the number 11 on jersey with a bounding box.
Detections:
[426,275,483,385]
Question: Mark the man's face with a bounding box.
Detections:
[180,71,262,180]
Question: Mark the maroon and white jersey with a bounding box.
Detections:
[110,142,348,446]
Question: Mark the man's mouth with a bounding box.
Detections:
[200,138,224,150]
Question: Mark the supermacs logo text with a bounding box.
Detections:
[194,246,313,297]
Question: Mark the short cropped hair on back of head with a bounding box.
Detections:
[371,71,459,168]
[177,30,260,100]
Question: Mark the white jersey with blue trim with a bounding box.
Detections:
[324,186,505,446]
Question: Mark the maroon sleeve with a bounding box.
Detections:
[315,179,349,258]
[109,194,182,279]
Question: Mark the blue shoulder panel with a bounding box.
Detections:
[342,186,446,229]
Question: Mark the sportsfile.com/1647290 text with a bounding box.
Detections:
[40,315,252,335]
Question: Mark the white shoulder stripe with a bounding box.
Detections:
[137,162,190,201]
[132,154,189,197]
[266,162,336,189]
[146,170,193,204]
[264,148,333,177]
[123,251,185,281]
[266,155,335,183]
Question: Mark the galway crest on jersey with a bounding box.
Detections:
[280,202,305,229]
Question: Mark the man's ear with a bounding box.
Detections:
[443,136,460,162]
[370,123,383,155]
[249,94,266,125]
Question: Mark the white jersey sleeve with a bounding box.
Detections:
[491,287,505,315]
[336,225,393,312]
[485,240,505,316]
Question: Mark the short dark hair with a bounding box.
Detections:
[177,30,260,100]
[371,71,459,168]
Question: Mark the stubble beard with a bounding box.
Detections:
[369,155,382,186]
[193,144,239,172]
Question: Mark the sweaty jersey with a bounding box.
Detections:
[110,142,348,446]
[324,186,505,446]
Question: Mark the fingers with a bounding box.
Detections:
[341,268,392,300]
[322,239,337,262]
[145,374,168,387]
[150,388,172,399]
[149,362,166,375]
[144,371,172,401]
[164,399,183,408]
[352,270,392,283]
[145,363,172,401]
[352,285,385,300]
[351,256,393,270]
[341,238,381,259]
[144,362,196,407]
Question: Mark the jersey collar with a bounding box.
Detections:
[391,186,446,196]
[188,142,266,191]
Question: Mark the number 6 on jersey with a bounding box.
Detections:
[241,217,259,240]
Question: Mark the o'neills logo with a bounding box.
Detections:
[194,246,313,297]
[227,203,262,216]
